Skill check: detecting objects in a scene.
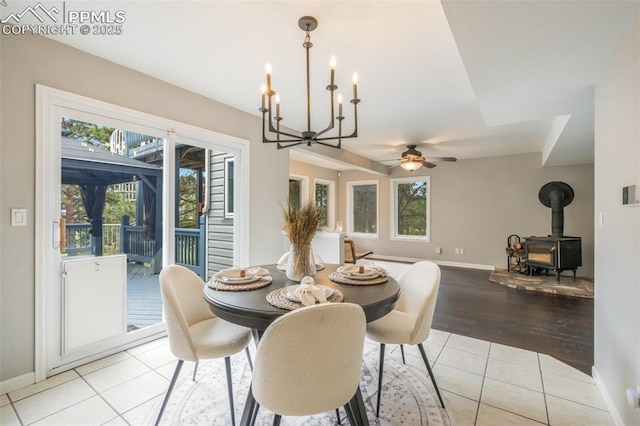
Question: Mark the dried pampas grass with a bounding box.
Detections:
[282,202,320,245]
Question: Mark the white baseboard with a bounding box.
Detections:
[592,366,624,426]
[0,372,35,395]
[368,254,495,271]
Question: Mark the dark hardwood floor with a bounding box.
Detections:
[432,266,594,375]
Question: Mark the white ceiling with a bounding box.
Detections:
[7,0,637,171]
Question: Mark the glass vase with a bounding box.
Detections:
[286,243,317,281]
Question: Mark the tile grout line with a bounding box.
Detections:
[76,369,127,426]
[538,353,551,425]
[472,342,492,425]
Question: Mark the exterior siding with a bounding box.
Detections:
[206,152,234,277]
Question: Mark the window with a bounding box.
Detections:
[391,176,430,240]
[313,179,335,229]
[347,180,378,237]
[224,157,234,218]
[288,175,309,210]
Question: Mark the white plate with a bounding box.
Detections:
[282,285,333,303]
[220,275,260,285]
[342,270,379,280]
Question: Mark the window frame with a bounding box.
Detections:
[347,179,379,239]
[390,176,431,242]
[313,178,336,230]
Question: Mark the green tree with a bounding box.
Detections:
[61,184,85,223]
[353,184,377,233]
[61,117,115,149]
[315,183,328,228]
[103,187,136,224]
[397,181,427,236]
[289,179,301,211]
[178,170,198,228]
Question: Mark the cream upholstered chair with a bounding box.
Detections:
[251,303,366,425]
[366,260,445,416]
[157,265,253,426]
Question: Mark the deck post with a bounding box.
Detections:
[120,215,130,257]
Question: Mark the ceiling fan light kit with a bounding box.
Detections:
[399,145,457,171]
[260,16,361,150]
[400,159,424,172]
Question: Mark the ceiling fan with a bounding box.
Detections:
[395,145,457,171]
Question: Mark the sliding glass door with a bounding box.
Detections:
[37,86,248,378]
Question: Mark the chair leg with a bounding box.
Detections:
[335,408,341,424]
[249,401,260,426]
[417,343,445,409]
[192,360,199,381]
[343,402,356,425]
[273,414,282,426]
[245,346,253,371]
[155,359,183,426]
[400,344,406,364]
[376,343,386,417]
[348,386,369,425]
[224,357,236,426]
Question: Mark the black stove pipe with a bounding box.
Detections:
[549,189,565,237]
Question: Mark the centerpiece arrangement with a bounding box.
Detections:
[282,202,320,281]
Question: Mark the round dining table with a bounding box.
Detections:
[203,263,400,332]
[202,263,400,426]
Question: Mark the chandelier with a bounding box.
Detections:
[260,16,361,149]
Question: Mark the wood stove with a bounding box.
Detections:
[525,182,582,282]
[525,236,582,281]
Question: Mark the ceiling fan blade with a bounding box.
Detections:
[423,156,457,162]
[422,161,437,168]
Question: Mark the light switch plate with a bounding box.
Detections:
[11,208,27,226]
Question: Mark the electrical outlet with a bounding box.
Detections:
[460,248,464,254]
[435,247,442,254]
[454,248,460,254]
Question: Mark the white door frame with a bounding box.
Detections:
[35,85,250,380]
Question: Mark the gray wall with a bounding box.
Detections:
[594,13,640,425]
[0,33,288,381]
[338,152,594,277]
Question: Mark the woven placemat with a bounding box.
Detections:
[276,263,326,271]
[266,287,344,310]
[207,276,273,291]
[328,272,389,286]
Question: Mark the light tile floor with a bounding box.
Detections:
[1,331,613,426]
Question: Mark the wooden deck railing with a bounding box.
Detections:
[63,216,206,278]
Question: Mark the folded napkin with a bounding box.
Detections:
[295,276,328,306]
[337,264,387,277]
[213,266,270,280]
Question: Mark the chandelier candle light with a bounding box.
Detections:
[260,16,361,149]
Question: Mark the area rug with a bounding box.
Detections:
[145,348,453,425]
